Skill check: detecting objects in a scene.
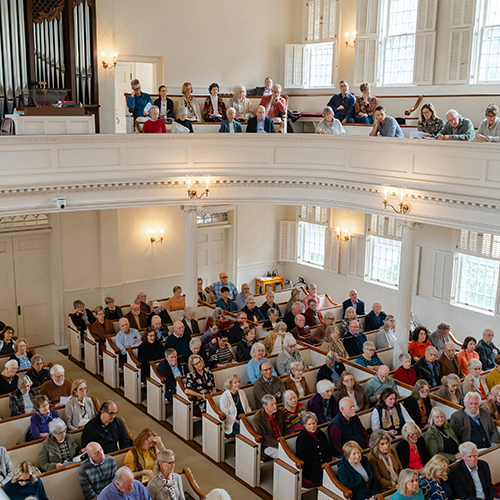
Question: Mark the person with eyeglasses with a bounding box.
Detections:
[241,296,265,323]
[2,460,49,500]
[276,334,305,376]
[82,400,133,454]
[39,418,81,471]
[126,79,152,121]
[403,380,432,430]
[65,379,96,430]
[206,272,239,302]
[356,341,383,370]
[147,449,185,500]
[124,428,165,483]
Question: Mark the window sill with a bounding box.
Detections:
[366,279,398,291]
[297,260,325,271]
[451,301,495,317]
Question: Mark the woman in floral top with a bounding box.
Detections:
[354,83,378,124]
[418,102,445,137]
[184,355,216,416]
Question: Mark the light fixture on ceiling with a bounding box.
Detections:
[186,177,210,200]
[383,187,412,214]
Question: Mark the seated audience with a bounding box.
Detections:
[181,308,199,336]
[158,348,185,403]
[434,373,464,405]
[30,395,60,440]
[450,391,499,448]
[285,287,303,315]
[234,283,251,310]
[180,82,201,122]
[290,313,310,341]
[364,302,387,332]
[153,85,174,122]
[166,286,185,312]
[462,358,489,400]
[137,327,164,381]
[318,350,346,386]
[115,317,142,362]
[327,81,356,124]
[409,326,433,363]
[39,364,72,404]
[2,461,49,500]
[340,306,363,336]
[90,306,115,352]
[377,315,397,349]
[0,444,13,485]
[136,291,153,315]
[414,346,441,388]
[311,310,335,343]
[247,342,276,383]
[82,400,133,453]
[364,365,398,406]
[368,429,402,491]
[485,384,500,421]
[343,320,367,357]
[304,297,323,326]
[246,105,275,133]
[0,325,15,355]
[253,394,287,459]
[147,449,185,500]
[104,296,123,320]
[72,299,96,333]
[39,418,80,472]
[124,428,165,482]
[173,106,194,132]
[216,286,237,312]
[164,321,191,362]
[284,361,311,398]
[259,83,287,122]
[475,328,498,370]
[329,397,369,458]
[262,308,280,331]
[429,323,451,356]
[372,388,414,437]
[219,107,242,133]
[396,422,429,470]
[188,337,208,367]
[10,338,33,369]
[283,390,306,433]
[474,103,500,142]
[316,106,346,134]
[9,374,37,417]
[203,82,226,122]
[126,79,152,121]
[198,277,208,302]
[342,289,365,317]
[393,353,418,385]
[253,361,284,408]
[79,442,117,500]
[0,359,19,395]
[394,469,424,500]
[424,407,460,463]
[142,105,167,133]
[209,330,237,368]
[26,355,50,388]
[264,322,286,355]
[438,342,462,377]
[356,341,382,369]
[487,354,500,390]
[230,85,253,121]
[320,325,348,358]
[296,411,332,487]
[184,354,216,416]
[206,273,239,302]
[201,319,219,348]
[260,290,283,319]
[97,466,149,500]
[65,379,96,430]
[284,301,303,331]
[236,326,256,362]
[370,105,404,138]
[457,336,479,376]
[220,374,250,437]
[247,76,273,96]
[417,102,445,137]
[334,370,368,411]
[403,380,432,429]
[307,379,338,424]
[337,441,378,500]
[228,311,248,344]
[241,296,265,323]
[436,109,475,140]
[277,334,305,375]
[354,83,377,124]
[448,442,498,500]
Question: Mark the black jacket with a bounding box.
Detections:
[157,359,185,403]
[82,414,132,454]
[137,340,165,381]
[72,309,96,332]
[403,395,432,429]
[296,429,332,486]
[396,436,429,469]
[182,318,200,336]
[25,367,51,388]
[246,116,275,133]
[448,458,497,500]
[414,357,441,387]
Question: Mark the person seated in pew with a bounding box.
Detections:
[417,102,445,137]
[247,76,273,97]
[260,291,283,320]
[10,338,33,370]
[90,306,116,353]
[307,379,339,424]
[252,394,288,459]
[462,358,489,400]
[436,109,475,141]
[181,308,200,336]
[409,326,433,364]
[208,330,237,368]
[438,342,462,378]
[0,444,13,485]
[393,469,425,500]
[396,423,429,471]
[25,355,51,388]
[230,85,254,122]
[367,429,403,492]
[290,313,311,341]
[97,465,150,500]
[104,296,123,321]
[276,334,305,375]
[283,301,303,331]
[373,388,414,438]
[220,374,251,438]
[241,296,265,323]
[301,283,320,311]
[327,81,356,125]
[285,287,304,315]
[82,400,133,453]
[282,389,306,433]
[184,354,216,416]
[296,411,332,487]
[303,298,323,327]
[424,407,461,464]
[143,106,167,133]
[475,328,499,371]
[414,346,441,388]
[65,379,96,430]
[115,317,142,363]
[364,365,399,406]
[263,321,287,355]
[377,315,397,349]
[188,337,208,367]
[246,105,275,133]
[340,307,364,337]
[484,384,500,422]
[253,361,284,409]
[333,370,369,411]
[434,373,464,405]
[164,321,191,363]
[153,85,175,122]
[329,397,369,458]
[247,343,276,384]
[147,449,186,500]
[318,351,346,386]
[125,301,149,331]
[138,327,165,382]
[135,291,153,316]
[236,326,256,362]
[39,364,73,405]
[364,302,387,332]
[369,106,405,138]
[403,380,432,429]
[173,106,194,133]
[337,440,378,500]
[228,312,248,344]
[158,348,186,403]
[234,283,251,310]
[448,442,499,500]
[201,319,219,348]
[123,428,165,483]
[198,277,208,303]
[450,391,500,449]
[9,374,37,417]
[342,289,365,318]
[39,418,80,472]
[259,84,287,124]
[79,442,117,500]
[474,103,500,142]
[2,460,49,500]
[127,79,152,121]
[151,315,169,341]
[283,361,311,398]
[262,308,280,331]
[215,286,237,312]
[311,310,335,344]
[343,320,367,357]
[203,82,226,122]
[72,299,96,334]
[486,354,500,390]
[219,107,242,133]
[320,325,348,358]
[316,106,346,134]
[393,353,418,386]
[180,82,201,122]
[30,395,60,440]
[0,359,19,396]
[354,83,378,124]
[0,325,15,355]
[166,286,186,313]
[356,341,383,370]
[429,323,452,357]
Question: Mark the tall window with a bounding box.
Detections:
[478,0,500,81]
[367,236,402,287]
[300,222,326,267]
[309,43,334,87]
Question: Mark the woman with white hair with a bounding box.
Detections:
[340,307,364,337]
[393,468,424,500]
[316,106,346,134]
[143,105,167,133]
[0,359,19,395]
[247,342,276,383]
[424,407,460,463]
[434,373,464,405]
[9,374,37,416]
[284,361,311,397]
[219,107,242,133]
[173,106,194,133]
[276,334,305,375]
[205,489,231,500]
[219,374,251,437]
[283,389,306,433]
[462,358,489,400]
[38,418,80,471]
[317,351,346,386]
[147,449,185,500]
[230,85,253,121]
[307,379,338,424]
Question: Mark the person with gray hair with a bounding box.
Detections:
[205,489,232,500]
[413,346,441,387]
[252,394,286,459]
[219,107,242,133]
[356,341,383,370]
[97,466,149,500]
[143,105,167,134]
[276,334,305,375]
[147,449,184,500]
[424,406,460,463]
[39,418,80,471]
[79,442,117,500]
[181,308,200,336]
[434,373,464,405]
[393,353,418,386]
[475,328,499,370]
[307,379,338,424]
[0,359,19,396]
[474,103,500,142]
[126,78,152,121]
[428,322,451,357]
[247,342,276,383]
[230,85,253,121]
[260,290,283,320]
[9,374,37,416]
[437,108,475,141]
[39,363,72,405]
[172,106,194,133]
[316,106,346,134]
[367,429,402,491]
[448,441,498,500]
[462,357,490,400]
[252,360,284,408]
[259,83,287,121]
[25,354,51,388]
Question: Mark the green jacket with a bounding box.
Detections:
[437,117,474,140]
[38,432,80,472]
[423,424,460,463]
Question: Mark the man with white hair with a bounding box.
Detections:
[125,301,148,331]
[259,84,287,120]
[246,105,276,133]
[437,109,474,140]
[96,466,150,500]
[260,290,283,319]
[39,364,73,405]
[438,342,463,377]
[365,302,387,332]
[342,289,365,318]
[115,317,141,363]
[364,365,399,406]
[429,322,451,356]
[476,328,499,370]
[79,442,117,500]
[284,301,303,332]
[450,391,499,449]
[290,313,310,341]
[252,394,287,459]
[414,345,441,387]
[343,320,367,357]
[151,315,169,340]
[448,441,499,500]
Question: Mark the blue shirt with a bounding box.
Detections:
[256,118,265,133]
[97,479,150,500]
[235,292,252,310]
[375,116,405,137]
[170,362,181,379]
[327,92,356,121]
[208,280,238,300]
[247,357,276,383]
[126,92,152,120]
[14,353,31,369]
[465,463,485,499]
[114,328,141,355]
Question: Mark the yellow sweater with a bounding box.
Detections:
[123,447,158,483]
[486,368,500,391]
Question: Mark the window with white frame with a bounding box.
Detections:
[300,222,327,266]
[478,0,500,82]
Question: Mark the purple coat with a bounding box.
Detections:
[307,392,339,424]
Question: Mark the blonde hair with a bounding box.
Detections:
[397,469,418,495]
[187,355,205,374]
[421,454,449,481]
[71,379,87,397]
[402,421,421,441]
[342,440,363,459]
[223,374,241,391]
[12,461,40,483]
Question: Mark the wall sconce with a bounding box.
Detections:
[150,228,164,244]
[186,176,210,200]
[336,227,350,242]
[101,51,118,70]
[345,31,356,49]
[383,187,412,214]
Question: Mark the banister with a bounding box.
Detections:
[323,463,353,499]
[240,414,262,443]
[277,436,304,469]
[182,467,206,499]
[150,361,166,383]
[404,94,424,116]
[126,346,141,367]
[205,395,226,420]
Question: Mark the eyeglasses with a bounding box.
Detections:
[106,411,118,416]
[18,479,29,484]
[166,460,176,465]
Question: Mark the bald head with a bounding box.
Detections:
[86,442,105,464]
[378,365,390,381]
[119,317,130,333]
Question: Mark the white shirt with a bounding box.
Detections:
[371,405,414,433]
[160,101,168,117]
[211,96,218,115]
[347,390,360,412]
[229,122,234,133]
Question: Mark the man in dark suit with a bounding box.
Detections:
[124,301,148,330]
[283,302,303,332]
[342,289,365,318]
[246,77,273,96]
[157,348,185,402]
[449,441,498,500]
[246,106,275,133]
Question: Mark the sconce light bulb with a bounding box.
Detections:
[383,187,389,201]
[113,51,118,58]
[345,31,349,40]
[101,51,105,57]
[160,229,164,237]
[205,177,210,189]
[353,31,357,37]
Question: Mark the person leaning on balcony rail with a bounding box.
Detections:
[369,105,405,138]
[474,102,500,142]
[436,109,474,141]
[417,102,445,137]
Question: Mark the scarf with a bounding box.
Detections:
[380,453,398,483]
[381,407,400,431]
[183,97,195,115]
[156,473,177,500]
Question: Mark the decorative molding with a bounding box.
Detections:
[395,220,425,230]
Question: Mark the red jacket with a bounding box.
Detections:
[304,308,323,327]
[392,366,417,385]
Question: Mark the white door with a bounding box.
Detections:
[197,227,228,288]
[115,62,134,134]
[0,237,18,329]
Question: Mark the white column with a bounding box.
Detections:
[393,221,422,367]
[182,205,199,309]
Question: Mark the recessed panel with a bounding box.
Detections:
[413,154,481,180]
[0,150,51,170]
[197,234,208,244]
[46,121,68,135]
[126,147,187,166]
[193,146,268,164]
[486,160,500,182]
[212,247,223,265]
[212,232,223,242]
[58,148,120,168]
[197,249,208,267]
[350,150,408,172]
[275,147,346,167]
[17,237,44,252]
